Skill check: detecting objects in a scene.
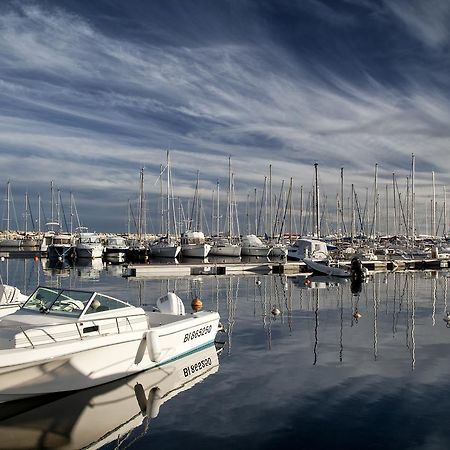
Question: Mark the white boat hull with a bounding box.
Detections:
[209,243,241,257]
[0,311,220,402]
[181,243,211,258]
[303,258,351,277]
[241,246,270,257]
[76,244,104,259]
[149,244,181,258]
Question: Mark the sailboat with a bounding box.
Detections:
[209,157,241,257]
[180,171,211,258]
[0,181,21,249]
[148,151,181,259]
[127,168,149,261]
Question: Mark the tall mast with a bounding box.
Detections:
[411,153,415,241]
[432,171,436,237]
[159,163,163,235]
[6,180,10,232]
[340,167,346,237]
[38,193,41,233]
[24,191,28,234]
[166,151,170,237]
[314,163,320,238]
[392,173,397,235]
[444,186,448,238]
[216,180,220,236]
[351,184,355,243]
[269,164,272,238]
[50,180,54,228]
[228,156,232,239]
[372,163,378,239]
[299,185,303,238]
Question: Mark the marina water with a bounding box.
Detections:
[1,257,450,449]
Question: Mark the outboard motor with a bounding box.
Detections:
[350,257,365,281]
[156,292,186,315]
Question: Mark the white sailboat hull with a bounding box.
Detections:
[181,243,211,258]
[209,243,241,257]
[149,243,181,258]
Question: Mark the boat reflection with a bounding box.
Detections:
[0,342,221,449]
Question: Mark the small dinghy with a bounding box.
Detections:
[303,258,352,278]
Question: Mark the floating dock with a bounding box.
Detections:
[123,257,449,278]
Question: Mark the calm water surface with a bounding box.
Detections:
[1,257,450,450]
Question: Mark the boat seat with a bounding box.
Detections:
[96,305,109,312]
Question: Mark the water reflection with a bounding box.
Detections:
[2,257,450,449]
[0,343,221,450]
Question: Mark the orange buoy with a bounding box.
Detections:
[33,255,39,262]
[191,297,203,312]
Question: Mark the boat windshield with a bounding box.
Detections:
[23,287,94,317]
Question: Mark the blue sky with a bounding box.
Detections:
[0,0,449,234]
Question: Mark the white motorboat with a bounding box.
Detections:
[75,231,104,259]
[0,286,221,403]
[104,235,129,262]
[303,258,352,278]
[48,232,75,260]
[0,284,28,319]
[240,234,270,257]
[0,342,221,449]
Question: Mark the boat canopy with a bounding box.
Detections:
[22,287,134,318]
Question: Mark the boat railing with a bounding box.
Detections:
[12,313,149,349]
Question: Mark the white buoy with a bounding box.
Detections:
[255,280,261,286]
[271,306,281,316]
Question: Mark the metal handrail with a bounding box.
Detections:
[8,312,149,348]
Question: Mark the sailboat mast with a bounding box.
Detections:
[24,191,28,234]
[216,180,220,236]
[411,153,415,241]
[314,163,320,238]
[228,156,232,239]
[166,152,170,237]
[444,186,448,238]
[269,164,272,238]
[6,180,10,232]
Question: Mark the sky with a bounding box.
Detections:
[0,0,449,235]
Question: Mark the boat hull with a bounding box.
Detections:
[241,246,270,257]
[0,311,220,402]
[149,244,181,258]
[209,244,241,257]
[181,244,211,258]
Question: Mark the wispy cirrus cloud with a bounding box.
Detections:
[0,1,448,231]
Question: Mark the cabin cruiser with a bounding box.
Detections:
[0,286,221,403]
[75,231,104,259]
[48,232,75,260]
[104,235,129,262]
